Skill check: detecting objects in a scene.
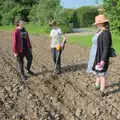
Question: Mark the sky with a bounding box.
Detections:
[61,0,102,9]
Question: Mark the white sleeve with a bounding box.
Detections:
[58,28,62,35]
[50,30,53,37]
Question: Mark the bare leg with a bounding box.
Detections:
[95,77,100,88]
[100,77,106,92]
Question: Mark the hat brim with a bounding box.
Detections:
[93,20,109,25]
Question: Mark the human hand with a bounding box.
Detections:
[95,61,105,71]
[14,53,18,57]
[95,64,103,71]
[30,48,32,52]
[99,61,105,67]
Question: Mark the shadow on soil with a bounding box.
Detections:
[106,81,120,95]
[62,63,87,73]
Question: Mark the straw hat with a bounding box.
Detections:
[93,14,109,25]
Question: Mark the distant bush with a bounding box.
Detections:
[73,6,98,28]
[55,9,74,33]
[0,0,32,25]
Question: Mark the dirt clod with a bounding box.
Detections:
[0,31,120,120]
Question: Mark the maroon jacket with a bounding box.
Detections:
[12,28,32,53]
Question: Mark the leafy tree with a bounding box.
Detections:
[103,0,120,34]
[76,6,98,27]
[29,2,74,33]
[29,0,61,25]
[15,0,39,6]
[0,0,34,25]
[73,11,78,28]
[55,8,74,32]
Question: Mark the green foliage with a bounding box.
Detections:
[74,6,98,28]
[55,9,74,33]
[0,0,73,33]
[58,24,72,33]
[29,0,61,24]
[0,0,99,33]
[29,1,74,33]
[29,0,68,32]
[103,0,120,34]
[73,11,78,28]
[0,0,31,25]
[15,0,38,5]
[56,9,74,24]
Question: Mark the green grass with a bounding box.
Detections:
[68,34,93,46]
[112,34,120,53]
[0,25,119,53]
[0,24,46,34]
[68,34,120,53]
[80,27,97,30]
[0,25,14,31]
[25,24,46,34]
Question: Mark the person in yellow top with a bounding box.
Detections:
[49,20,66,75]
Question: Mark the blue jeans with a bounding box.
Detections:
[51,48,61,69]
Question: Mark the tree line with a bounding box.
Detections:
[0,0,119,34]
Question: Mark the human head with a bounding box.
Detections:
[49,20,56,28]
[93,14,109,29]
[14,19,25,28]
[104,22,110,30]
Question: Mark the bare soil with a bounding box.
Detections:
[0,30,120,120]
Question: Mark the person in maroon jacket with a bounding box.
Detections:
[12,19,34,81]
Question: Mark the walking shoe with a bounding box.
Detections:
[95,84,100,90]
[26,69,34,76]
[56,69,61,75]
[25,67,34,76]
[94,91,105,97]
[20,75,27,81]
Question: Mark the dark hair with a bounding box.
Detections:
[49,20,56,27]
[104,22,110,30]
[14,19,23,27]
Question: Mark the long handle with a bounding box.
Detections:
[53,51,60,75]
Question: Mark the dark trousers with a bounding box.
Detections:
[16,49,33,75]
[51,48,61,69]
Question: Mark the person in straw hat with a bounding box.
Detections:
[87,14,112,97]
